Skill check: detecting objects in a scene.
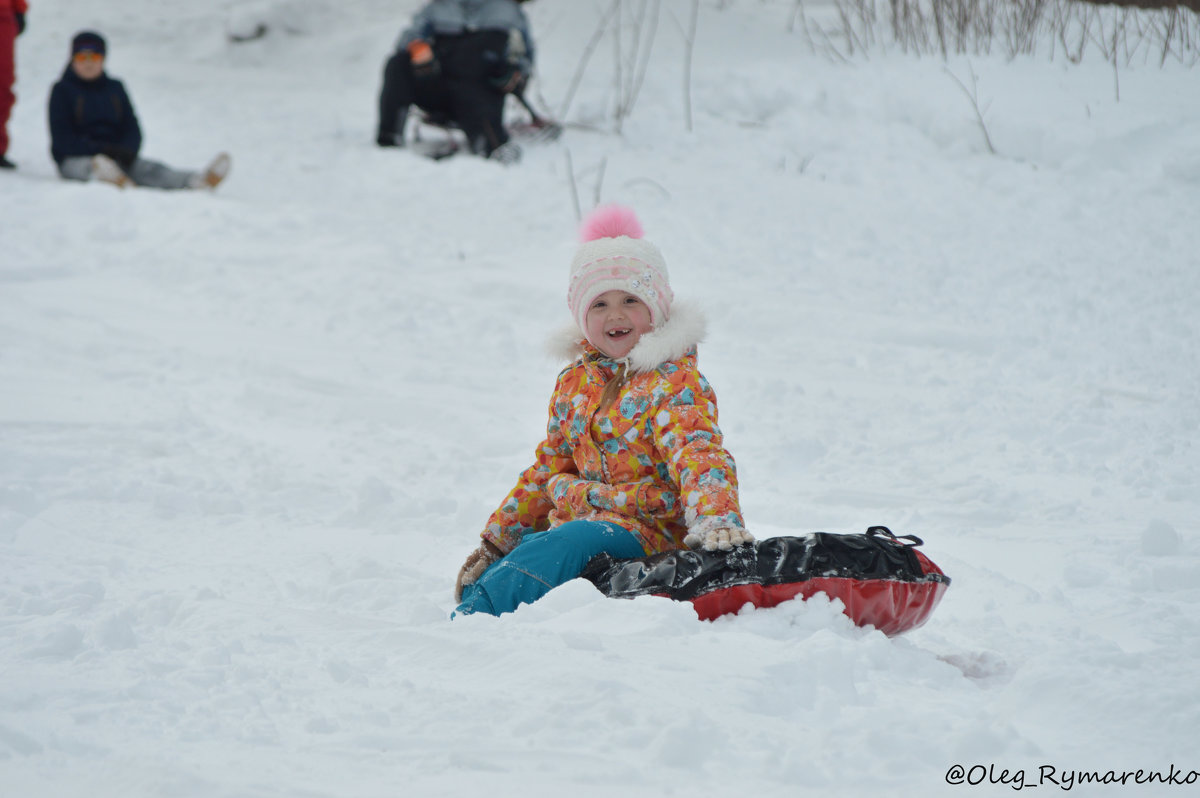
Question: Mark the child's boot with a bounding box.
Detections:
[91,154,131,188]
[189,152,231,189]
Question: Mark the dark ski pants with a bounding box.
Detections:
[376,38,510,155]
[455,520,645,617]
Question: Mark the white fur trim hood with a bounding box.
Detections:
[547,301,707,374]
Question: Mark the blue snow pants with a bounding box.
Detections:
[455,520,645,617]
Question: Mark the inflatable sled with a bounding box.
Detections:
[582,526,951,635]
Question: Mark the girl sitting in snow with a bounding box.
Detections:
[454,205,754,617]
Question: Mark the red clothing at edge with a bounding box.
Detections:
[0,1,27,157]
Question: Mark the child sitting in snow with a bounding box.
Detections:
[454,205,754,617]
[48,31,230,190]
[375,0,535,163]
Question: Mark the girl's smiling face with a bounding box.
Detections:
[585,290,655,359]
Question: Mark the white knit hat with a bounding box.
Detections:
[567,206,673,342]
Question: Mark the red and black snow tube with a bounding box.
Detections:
[582,526,951,635]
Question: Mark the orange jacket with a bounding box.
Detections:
[482,303,745,556]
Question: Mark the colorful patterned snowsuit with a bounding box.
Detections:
[482,340,745,557]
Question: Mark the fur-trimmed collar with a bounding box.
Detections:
[547,301,707,373]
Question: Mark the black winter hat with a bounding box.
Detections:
[72,31,107,56]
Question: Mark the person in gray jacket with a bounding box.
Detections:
[376,0,534,163]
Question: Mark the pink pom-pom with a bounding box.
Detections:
[579,205,644,242]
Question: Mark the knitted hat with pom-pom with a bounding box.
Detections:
[567,205,673,339]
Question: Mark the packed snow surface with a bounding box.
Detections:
[2,0,1198,795]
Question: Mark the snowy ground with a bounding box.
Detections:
[2,0,1199,795]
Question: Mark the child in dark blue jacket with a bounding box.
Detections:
[48,31,230,190]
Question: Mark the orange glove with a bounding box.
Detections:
[407,39,439,78]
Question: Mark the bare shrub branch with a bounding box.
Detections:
[790,0,1200,67]
[944,62,997,154]
[565,149,582,222]
[558,0,620,122]
[682,0,700,132]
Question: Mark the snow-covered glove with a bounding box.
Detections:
[683,522,754,553]
[454,539,505,602]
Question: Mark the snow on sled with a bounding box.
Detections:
[411,103,563,161]
[582,526,951,635]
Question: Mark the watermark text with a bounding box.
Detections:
[944,763,1199,791]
